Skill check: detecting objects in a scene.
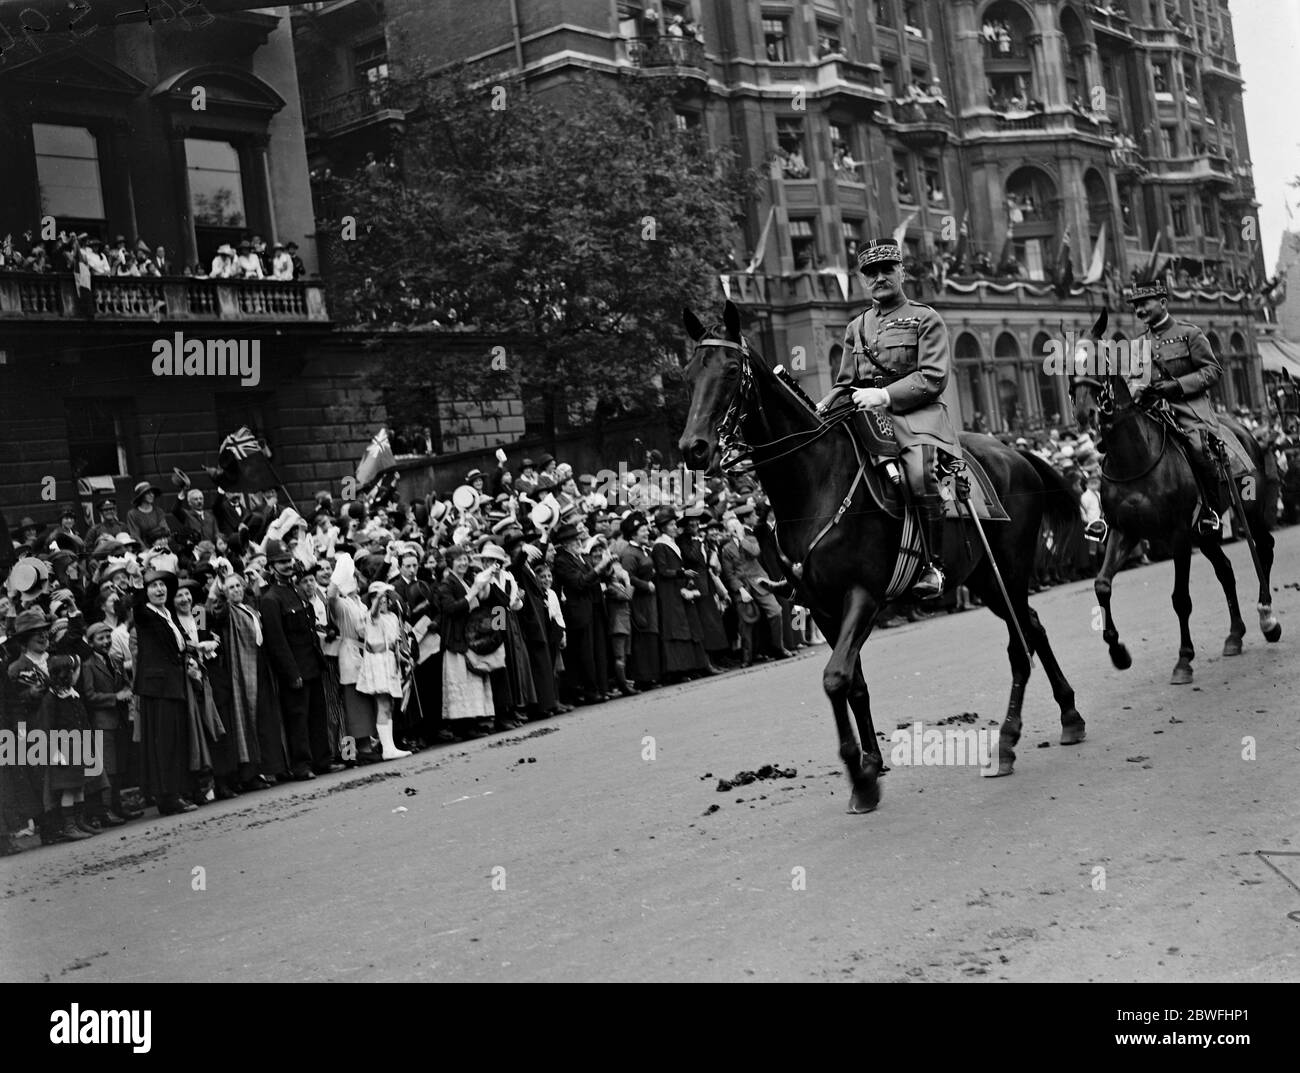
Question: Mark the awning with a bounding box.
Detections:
[1258,334,1300,378]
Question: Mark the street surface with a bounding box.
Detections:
[4,529,1299,983]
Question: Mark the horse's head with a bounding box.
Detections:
[678,299,753,475]
[1070,374,1105,435]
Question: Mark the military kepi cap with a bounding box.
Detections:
[1124,278,1167,303]
[857,239,902,272]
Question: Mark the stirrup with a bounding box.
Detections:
[1196,506,1221,534]
[1084,518,1109,543]
[911,564,945,600]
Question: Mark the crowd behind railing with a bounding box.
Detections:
[0,227,308,282]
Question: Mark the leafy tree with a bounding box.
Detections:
[317,65,760,445]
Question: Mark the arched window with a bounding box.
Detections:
[1032,331,1060,421]
[982,1,1036,111]
[995,332,1022,431]
[1059,7,1089,106]
[954,332,986,430]
[1229,331,1245,356]
[1084,169,1110,240]
[1005,166,1058,279]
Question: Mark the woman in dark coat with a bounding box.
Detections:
[650,508,709,681]
[677,508,727,669]
[505,532,563,716]
[617,512,660,688]
[130,568,196,814]
[550,522,616,704]
[204,572,263,793]
[476,542,537,729]
[3,610,54,846]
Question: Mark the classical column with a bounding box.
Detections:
[166,122,199,271]
[249,133,278,246]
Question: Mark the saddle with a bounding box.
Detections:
[833,404,1008,523]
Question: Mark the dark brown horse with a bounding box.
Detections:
[1071,368,1280,685]
[678,302,1085,814]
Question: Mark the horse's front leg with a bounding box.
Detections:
[1197,532,1246,656]
[1093,528,1136,670]
[819,588,881,814]
[848,655,882,773]
[1170,530,1195,685]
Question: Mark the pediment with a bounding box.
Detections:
[2,49,147,97]
[151,65,285,114]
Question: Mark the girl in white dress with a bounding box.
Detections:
[356,581,410,759]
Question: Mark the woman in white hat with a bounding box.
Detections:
[356,581,410,759]
[326,554,380,764]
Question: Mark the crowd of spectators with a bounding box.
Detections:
[0,227,307,282]
[1,448,822,853]
[6,403,1293,853]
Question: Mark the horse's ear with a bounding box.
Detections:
[723,300,742,341]
[1089,307,1109,341]
[683,308,706,342]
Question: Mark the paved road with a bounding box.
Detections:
[4,529,1299,982]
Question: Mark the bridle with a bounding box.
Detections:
[692,335,854,472]
[1074,375,1170,483]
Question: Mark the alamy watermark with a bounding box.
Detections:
[151,332,261,386]
[1041,331,1153,382]
[889,721,999,776]
[0,723,103,777]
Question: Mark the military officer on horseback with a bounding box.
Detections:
[1121,277,1254,537]
[815,238,963,599]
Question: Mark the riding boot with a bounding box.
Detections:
[911,494,947,600]
[1190,442,1225,534]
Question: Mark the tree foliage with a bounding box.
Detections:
[317,65,760,441]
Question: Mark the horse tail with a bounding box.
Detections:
[1019,450,1084,557]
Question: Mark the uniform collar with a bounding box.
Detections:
[873,296,908,318]
[1150,312,1175,335]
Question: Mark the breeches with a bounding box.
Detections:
[900,444,941,500]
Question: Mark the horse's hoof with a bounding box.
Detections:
[1263,623,1282,644]
[1222,636,1243,657]
[1170,662,1193,685]
[1059,720,1086,746]
[847,779,880,814]
[1110,645,1132,670]
[984,758,1015,777]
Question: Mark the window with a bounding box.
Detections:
[1119,184,1137,235]
[894,151,915,202]
[1014,238,1046,279]
[830,122,860,177]
[1171,195,1189,235]
[875,1,893,28]
[65,398,133,479]
[881,61,898,97]
[1160,125,1176,156]
[923,158,945,204]
[354,37,389,101]
[816,20,843,57]
[186,139,246,227]
[33,123,105,221]
[789,218,818,269]
[674,110,701,133]
[842,220,862,264]
[1200,192,1218,237]
[776,118,810,177]
[904,2,922,34]
[187,139,247,267]
[1152,60,1171,95]
[762,15,791,62]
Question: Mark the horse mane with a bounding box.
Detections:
[704,321,820,416]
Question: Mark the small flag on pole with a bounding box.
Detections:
[357,427,398,488]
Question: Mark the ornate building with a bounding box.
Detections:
[293,0,1268,436]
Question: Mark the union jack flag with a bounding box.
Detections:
[220,427,266,460]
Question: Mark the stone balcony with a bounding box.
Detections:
[0,273,330,324]
[624,36,707,74]
[304,84,405,139]
[880,98,954,148]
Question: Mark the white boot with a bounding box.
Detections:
[376,722,411,760]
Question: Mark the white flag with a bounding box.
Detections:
[1083,222,1107,284]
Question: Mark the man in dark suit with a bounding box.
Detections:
[550,521,615,703]
[259,540,342,779]
[171,485,220,546]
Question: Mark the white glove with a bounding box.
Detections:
[853,387,890,410]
